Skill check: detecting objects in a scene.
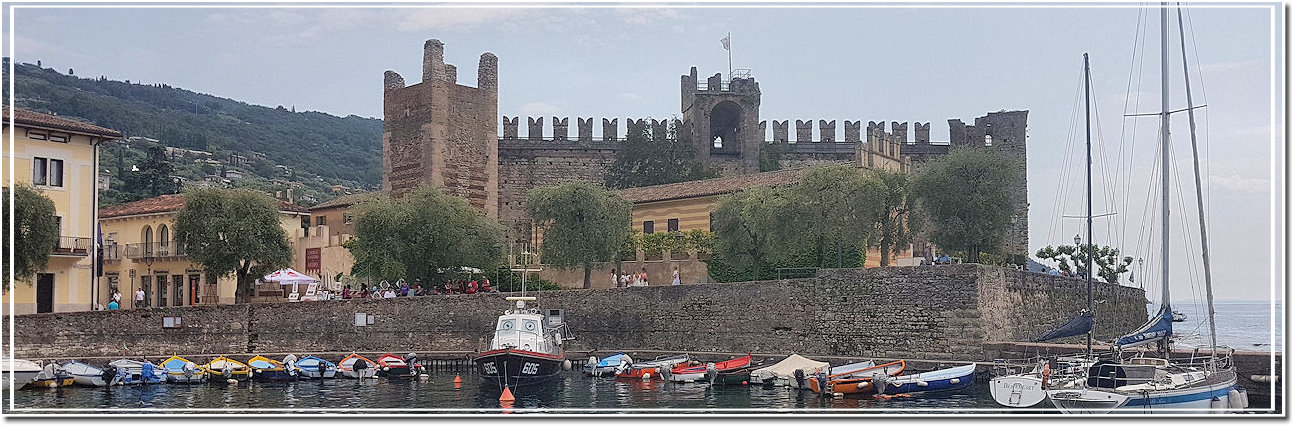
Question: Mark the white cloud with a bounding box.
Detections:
[1207,174,1269,194]
[393,8,531,32]
[518,102,562,117]
[615,8,681,25]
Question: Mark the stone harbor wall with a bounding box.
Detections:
[5,265,1145,362]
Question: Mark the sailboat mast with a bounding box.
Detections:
[1083,52,1094,357]
[1176,5,1218,351]
[1158,2,1173,350]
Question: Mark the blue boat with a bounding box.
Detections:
[296,356,338,379]
[583,353,629,377]
[880,363,976,395]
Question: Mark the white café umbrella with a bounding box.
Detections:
[263,268,320,295]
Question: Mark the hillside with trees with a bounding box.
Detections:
[4,61,382,203]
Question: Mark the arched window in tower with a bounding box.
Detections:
[984,134,993,146]
[709,101,742,155]
[159,225,170,252]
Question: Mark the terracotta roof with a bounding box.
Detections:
[311,191,380,211]
[4,107,123,138]
[100,193,307,218]
[615,168,808,204]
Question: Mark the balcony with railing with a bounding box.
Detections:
[51,236,92,256]
[124,242,186,259]
[102,243,122,261]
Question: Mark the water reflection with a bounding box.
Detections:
[10,372,1002,413]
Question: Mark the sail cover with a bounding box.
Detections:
[1115,306,1174,348]
[1034,311,1093,342]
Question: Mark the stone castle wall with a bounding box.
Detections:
[6,265,1145,361]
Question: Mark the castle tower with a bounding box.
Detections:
[382,39,499,217]
[948,110,1030,257]
[680,67,762,176]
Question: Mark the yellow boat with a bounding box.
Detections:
[161,355,208,384]
[203,356,252,379]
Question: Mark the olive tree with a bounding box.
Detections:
[526,181,631,289]
[174,188,293,303]
[2,184,59,289]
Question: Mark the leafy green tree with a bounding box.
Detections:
[526,181,631,289]
[1,184,59,289]
[910,148,1018,264]
[710,186,801,280]
[791,165,885,268]
[1036,244,1135,284]
[124,144,178,198]
[870,169,913,266]
[173,188,294,303]
[605,120,716,189]
[348,185,505,285]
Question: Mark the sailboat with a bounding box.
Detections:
[991,52,1103,410]
[1045,3,1243,414]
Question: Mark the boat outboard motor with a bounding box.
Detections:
[794,369,806,389]
[874,375,889,395]
[705,362,718,385]
[183,362,197,380]
[101,365,119,385]
[353,358,369,377]
[405,353,420,375]
[816,369,830,396]
[223,362,233,377]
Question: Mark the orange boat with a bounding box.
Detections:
[808,360,906,395]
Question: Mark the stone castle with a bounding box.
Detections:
[381,39,1030,257]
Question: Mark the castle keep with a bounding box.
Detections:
[382,39,1030,257]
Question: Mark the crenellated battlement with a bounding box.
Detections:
[756,119,933,147]
[500,116,682,143]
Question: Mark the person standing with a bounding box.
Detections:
[671,267,681,286]
[611,269,619,288]
[640,268,649,286]
[134,288,145,309]
[107,300,119,310]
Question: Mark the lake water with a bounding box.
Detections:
[1161,300,1282,352]
[8,372,1009,414]
[7,300,1278,413]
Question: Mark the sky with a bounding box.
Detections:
[3,3,1283,303]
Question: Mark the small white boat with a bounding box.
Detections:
[879,363,976,395]
[1,359,42,390]
[296,356,338,379]
[28,362,73,388]
[61,361,119,387]
[108,359,166,385]
[749,354,829,388]
[338,353,377,379]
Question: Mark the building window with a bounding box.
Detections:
[708,212,714,232]
[667,218,679,232]
[343,213,354,224]
[643,220,655,234]
[985,134,993,146]
[32,157,63,187]
[48,133,68,143]
[26,130,47,140]
[300,216,310,229]
[316,215,327,226]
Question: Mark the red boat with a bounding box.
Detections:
[375,353,418,378]
[662,354,752,382]
[613,354,691,380]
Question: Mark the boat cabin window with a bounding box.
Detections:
[499,319,515,330]
[523,319,539,332]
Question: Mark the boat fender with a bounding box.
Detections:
[1239,388,1249,409]
[562,360,572,371]
[916,381,928,387]
[227,379,238,385]
[588,356,598,366]
[256,369,264,374]
[1041,363,1051,387]
[950,378,960,385]
[382,366,390,371]
[642,373,651,380]
[1227,389,1244,410]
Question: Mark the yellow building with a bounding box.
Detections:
[294,192,378,292]
[98,194,310,307]
[2,107,121,314]
[616,166,913,268]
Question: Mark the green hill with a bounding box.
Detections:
[5,61,382,189]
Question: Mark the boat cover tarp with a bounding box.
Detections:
[1035,311,1094,342]
[750,354,829,383]
[1115,306,1173,348]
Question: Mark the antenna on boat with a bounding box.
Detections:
[1157,0,1173,356]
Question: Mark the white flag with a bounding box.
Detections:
[720,35,730,51]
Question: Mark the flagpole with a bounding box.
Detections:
[727,32,733,81]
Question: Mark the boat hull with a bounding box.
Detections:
[474,348,565,387]
[882,370,975,395]
[991,374,1047,408]
[7,371,40,390]
[711,371,751,386]
[377,365,412,378]
[251,370,298,382]
[340,368,376,379]
[1048,380,1237,414]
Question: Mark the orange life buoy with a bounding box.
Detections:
[1041,363,1052,387]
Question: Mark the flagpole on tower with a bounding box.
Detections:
[722,32,732,82]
